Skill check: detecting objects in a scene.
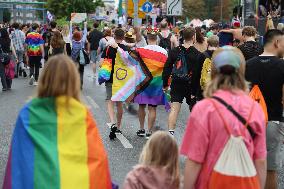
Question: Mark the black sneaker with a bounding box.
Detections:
[145,131,152,139]
[115,129,122,135]
[23,71,27,78]
[136,129,145,137]
[109,125,117,140]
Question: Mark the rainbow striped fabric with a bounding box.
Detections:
[98,58,112,85]
[3,96,112,189]
[134,45,170,109]
[25,32,44,57]
[111,47,151,102]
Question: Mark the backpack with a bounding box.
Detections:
[0,45,11,66]
[172,47,191,81]
[78,49,90,65]
[209,97,261,189]
[249,85,268,123]
[5,60,15,79]
[200,52,212,90]
[158,33,172,52]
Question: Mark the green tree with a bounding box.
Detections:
[212,0,239,22]
[46,0,104,19]
[183,0,206,20]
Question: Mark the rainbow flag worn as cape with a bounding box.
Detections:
[111,47,151,102]
[134,45,170,110]
[3,96,112,189]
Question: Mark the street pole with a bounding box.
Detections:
[241,0,245,27]
[220,0,223,23]
[133,0,138,26]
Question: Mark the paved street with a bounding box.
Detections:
[0,65,283,188]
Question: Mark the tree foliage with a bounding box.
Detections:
[46,0,104,19]
[183,0,206,20]
[213,0,237,21]
[182,0,240,21]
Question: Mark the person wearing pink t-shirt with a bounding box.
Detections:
[180,47,267,189]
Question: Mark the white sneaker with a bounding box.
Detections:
[33,82,38,86]
[107,122,116,129]
[29,76,34,85]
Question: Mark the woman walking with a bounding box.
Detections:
[181,47,267,189]
[0,28,17,91]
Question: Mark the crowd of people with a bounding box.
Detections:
[1,16,284,189]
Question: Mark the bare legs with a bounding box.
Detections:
[106,100,115,124]
[106,100,123,129]
[265,171,277,189]
[168,102,182,130]
[138,105,157,131]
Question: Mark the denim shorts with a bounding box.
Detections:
[266,121,284,171]
[90,50,97,63]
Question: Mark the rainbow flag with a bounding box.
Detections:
[134,45,170,110]
[98,58,112,85]
[3,96,112,189]
[111,47,151,102]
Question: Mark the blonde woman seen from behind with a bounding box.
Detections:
[123,131,180,189]
[2,55,113,189]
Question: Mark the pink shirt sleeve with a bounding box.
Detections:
[180,103,210,163]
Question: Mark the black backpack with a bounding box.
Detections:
[158,33,172,52]
[172,47,191,81]
[0,45,10,66]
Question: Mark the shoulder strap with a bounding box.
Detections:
[212,96,256,138]
[203,51,210,59]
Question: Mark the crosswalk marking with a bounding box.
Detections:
[86,96,99,109]
[116,134,133,149]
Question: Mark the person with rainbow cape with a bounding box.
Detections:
[2,55,114,189]
[134,27,169,139]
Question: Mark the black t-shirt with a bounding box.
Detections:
[0,39,11,53]
[238,41,264,61]
[246,56,284,121]
[101,43,130,83]
[162,46,200,89]
[88,29,103,50]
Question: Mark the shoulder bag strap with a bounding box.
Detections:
[212,96,256,139]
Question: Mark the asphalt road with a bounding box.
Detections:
[0,65,283,188]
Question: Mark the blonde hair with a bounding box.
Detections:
[204,47,248,98]
[139,131,180,187]
[37,55,81,103]
[61,24,70,37]
[207,35,219,47]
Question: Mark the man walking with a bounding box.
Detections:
[101,28,130,139]
[88,22,103,79]
[134,28,168,139]
[162,27,200,136]
[25,23,45,86]
[11,22,26,78]
[246,29,284,189]
[238,26,263,60]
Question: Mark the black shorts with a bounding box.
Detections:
[170,81,191,105]
[139,104,157,107]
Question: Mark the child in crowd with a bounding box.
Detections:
[123,131,180,189]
